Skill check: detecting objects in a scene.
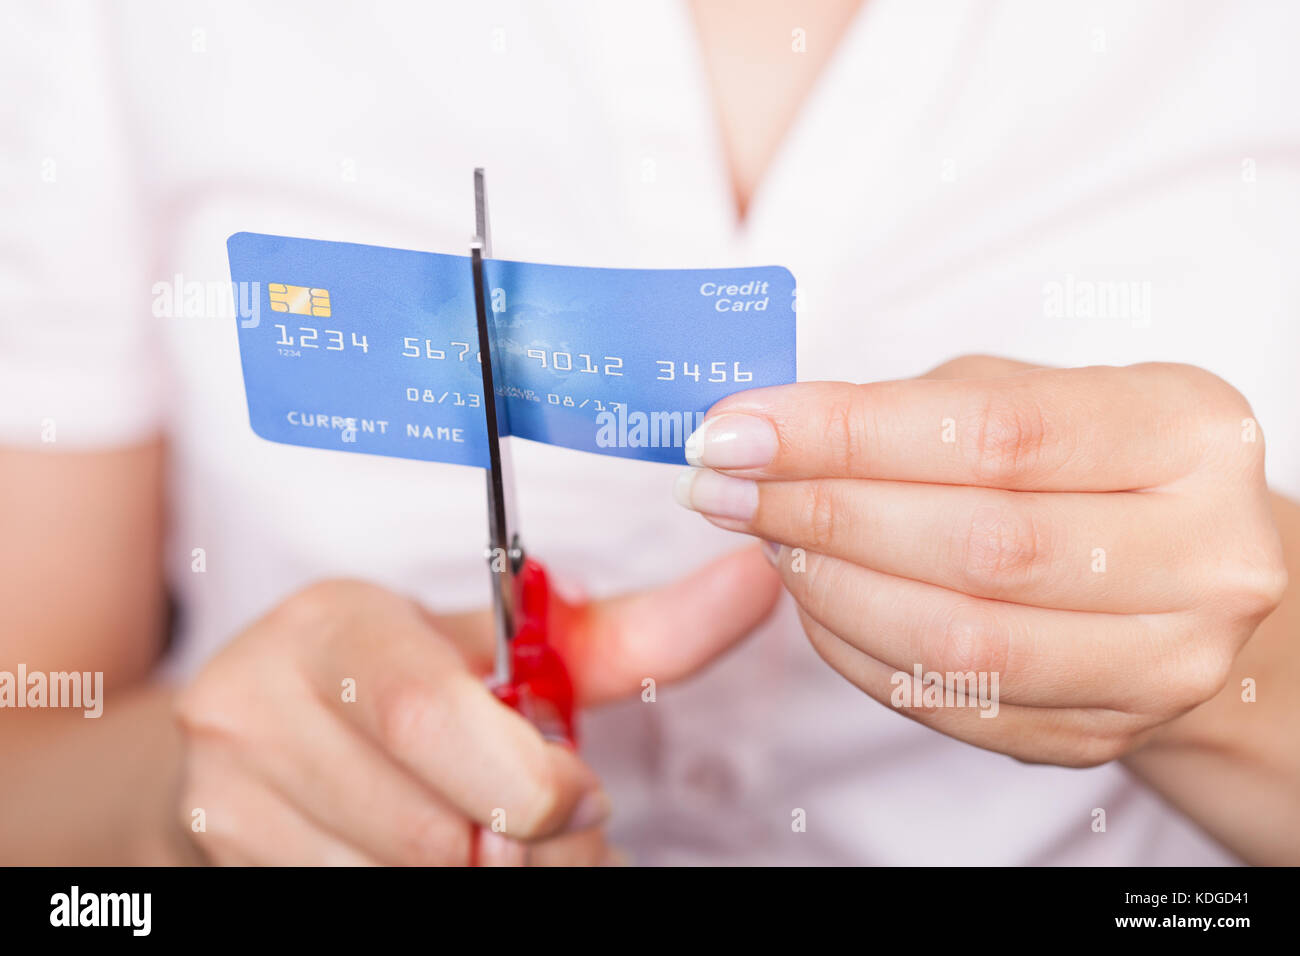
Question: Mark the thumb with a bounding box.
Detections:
[556,545,783,706]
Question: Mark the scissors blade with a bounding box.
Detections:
[470,168,522,684]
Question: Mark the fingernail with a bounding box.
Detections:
[476,829,527,867]
[565,789,612,833]
[762,540,782,566]
[673,469,758,521]
[684,414,778,469]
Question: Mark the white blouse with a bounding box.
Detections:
[5,0,1296,864]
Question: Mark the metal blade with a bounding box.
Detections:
[470,168,522,685]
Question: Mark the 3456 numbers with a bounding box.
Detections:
[656,361,751,383]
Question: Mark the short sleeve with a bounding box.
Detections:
[0,1,163,448]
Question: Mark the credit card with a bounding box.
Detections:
[228,232,796,467]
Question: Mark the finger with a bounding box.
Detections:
[475,826,608,867]
[185,673,476,865]
[425,549,781,704]
[774,548,1193,710]
[689,364,1231,490]
[311,594,607,841]
[424,606,494,672]
[526,826,609,867]
[679,474,1198,612]
[796,607,1148,768]
[181,739,378,866]
[475,829,528,867]
[556,545,782,706]
[920,355,1039,380]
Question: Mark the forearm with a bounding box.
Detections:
[0,442,192,863]
[0,682,200,865]
[1123,493,1300,865]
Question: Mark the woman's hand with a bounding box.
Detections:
[175,547,779,865]
[675,356,1288,767]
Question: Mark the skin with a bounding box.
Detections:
[676,356,1300,863]
[0,439,778,864]
[6,0,1295,865]
[172,561,779,866]
[687,0,863,220]
[0,0,835,869]
[0,437,774,868]
[684,0,1300,862]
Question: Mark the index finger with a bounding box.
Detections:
[688,364,1228,490]
[424,547,781,707]
[302,587,606,841]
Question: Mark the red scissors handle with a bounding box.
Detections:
[472,558,577,864]
[489,557,577,746]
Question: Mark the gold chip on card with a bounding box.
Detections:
[268,283,331,317]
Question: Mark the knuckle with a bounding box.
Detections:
[1172,647,1235,711]
[1213,537,1289,623]
[1163,364,1260,462]
[1060,732,1131,769]
[175,783,203,835]
[377,683,443,759]
[926,603,1011,678]
[800,482,842,551]
[173,681,211,734]
[275,578,375,629]
[797,551,849,617]
[1171,363,1249,412]
[955,502,1044,593]
[1239,555,1289,618]
[824,395,861,476]
[1259,560,1290,610]
[924,355,976,378]
[1243,433,1269,473]
[940,354,1014,377]
[400,809,469,865]
[175,750,242,856]
[817,385,873,476]
[968,390,1050,486]
[174,675,240,739]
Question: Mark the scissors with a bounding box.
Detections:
[469,168,578,746]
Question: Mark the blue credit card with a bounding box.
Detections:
[227,232,796,467]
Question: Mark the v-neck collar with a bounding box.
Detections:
[678,0,879,239]
[540,0,981,262]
